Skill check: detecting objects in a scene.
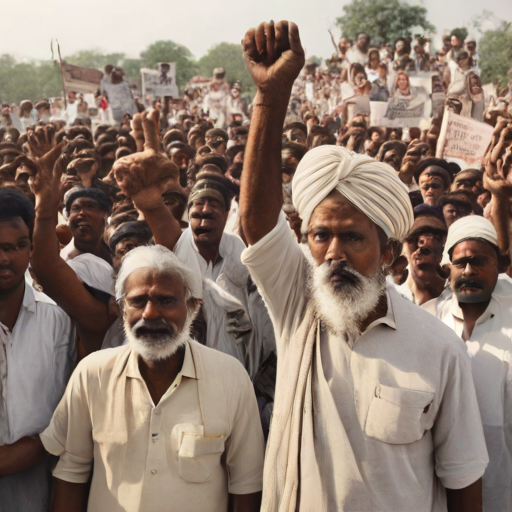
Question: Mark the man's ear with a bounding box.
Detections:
[498,253,511,274]
[381,239,403,269]
[187,297,202,312]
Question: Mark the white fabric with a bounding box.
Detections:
[292,145,413,240]
[66,253,115,296]
[424,288,512,511]
[442,215,498,265]
[0,283,76,512]
[241,212,489,511]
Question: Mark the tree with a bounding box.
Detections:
[140,41,197,88]
[479,22,512,89]
[197,42,253,91]
[65,49,125,71]
[336,0,435,45]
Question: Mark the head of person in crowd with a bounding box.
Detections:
[115,245,202,362]
[338,37,350,56]
[104,64,114,78]
[395,37,410,57]
[350,63,368,89]
[226,144,245,166]
[167,141,196,178]
[196,152,228,175]
[282,142,307,184]
[452,169,484,196]
[465,37,477,55]
[403,214,448,300]
[188,126,206,150]
[19,100,33,118]
[307,125,336,150]
[450,28,467,51]
[231,82,242,99]
[356,32,370,53]
[467,72,484,102]
[283,122,307,146]
[205,128,229,156]
[394,72,411,96]
[0,188,34,296]
[0,141,22,165]
[367,49,380,70]
[456,52,473,71]
[110,67,124,85]
[188,171,236,255]
[65,149,101,189]
[231,126,249,146]
[377,62,388,81]
[292,145,412,338]
[442,34,452,54]
[376,140,407,172]
[365,127,385,158]
[414,158,452,206]
[444,216,509,306]
[65,187,111,254]
[439,190,477,227]
[35,100,51,122]
[446,96,464,115]
[109,220,153,274]
[162,189,188,227]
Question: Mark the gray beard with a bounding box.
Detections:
[308,262,386,340]
[124,312,195,362]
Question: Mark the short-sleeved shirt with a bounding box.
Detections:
[424,283,512,512]
[241,212,489,511]
[40,340,264,512]
[0,282,76,512]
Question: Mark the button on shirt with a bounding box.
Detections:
[424,287,512,512]
[0,282,76,512]
[241,212,489,511]
[40,340,264,512]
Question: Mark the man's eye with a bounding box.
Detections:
[313,232,328,242]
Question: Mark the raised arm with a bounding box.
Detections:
[29,128,116,354]
[113,110,183,250]
[483,120,512,263]
[239,21,305,245]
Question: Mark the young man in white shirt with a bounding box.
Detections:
[0,188,75,512]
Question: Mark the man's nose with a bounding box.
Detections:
[142,299,162,321]
[325,237,347,262]
[462,262,478,276]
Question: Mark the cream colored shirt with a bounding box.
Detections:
[40,340,264,512]
[242,212,489,511]
[424,279,512,512]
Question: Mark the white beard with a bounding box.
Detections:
[309,262,385,340]
[124,310,195,362]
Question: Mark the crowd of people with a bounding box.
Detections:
[1,18,512,512]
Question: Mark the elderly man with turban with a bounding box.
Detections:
[239,21,488,512]
[424,216,512,511]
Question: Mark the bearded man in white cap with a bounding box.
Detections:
[424,215,512,511]
[239,20,488,512]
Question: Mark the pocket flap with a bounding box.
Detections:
[179,433,226,458]
[376,384,434,409]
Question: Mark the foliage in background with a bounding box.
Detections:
[336,0,435,44]
[0,55,62,103]
[197,42,253,92]
[139,40,197,87]
[479,22,512,89]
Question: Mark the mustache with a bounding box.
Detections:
[454,278,484,291]
[326,261,362,287]
[132,318,175,338]
[191,212,215,220]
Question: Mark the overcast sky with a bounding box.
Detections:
[1,0,511,63]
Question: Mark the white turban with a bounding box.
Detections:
[292,145,413,241]
[442,215,499,265]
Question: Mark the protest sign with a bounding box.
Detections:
[61,62,103,93]
[370,97,426,128]
[141,63,179,99]
[436,110,493,168]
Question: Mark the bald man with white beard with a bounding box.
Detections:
[239,21,488,512]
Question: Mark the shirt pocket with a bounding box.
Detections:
[365,384,435,445]
[178,432,226,483]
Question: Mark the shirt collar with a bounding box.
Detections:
[125,339,197,380]
[22,282,36,314]
[449,292,498,325]
[364,289,397,333]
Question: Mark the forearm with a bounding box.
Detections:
[446,479,482,512]
[52,478,89,512]
[0,435,47,477]
[32,215,115,345]
[229,492,262,512]
[139,202,182,250]
[490,194,510,256]
[240,92,289,245]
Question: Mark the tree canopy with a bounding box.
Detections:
[140,40,197,87]
[336,0,435,45]
[197,42,253,91]
[479,22,512,89]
